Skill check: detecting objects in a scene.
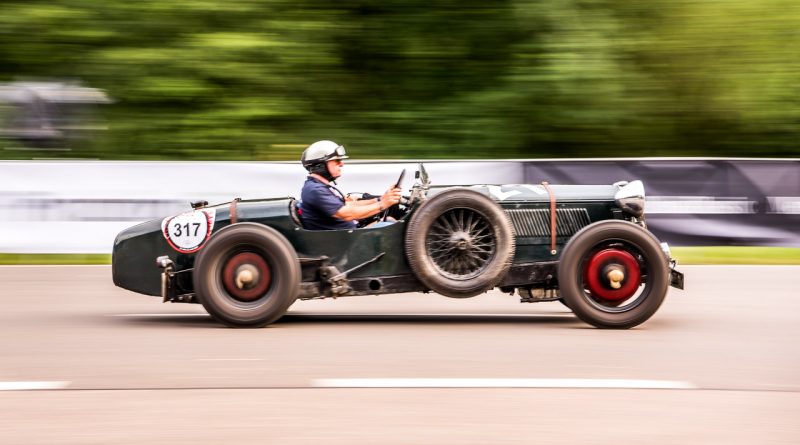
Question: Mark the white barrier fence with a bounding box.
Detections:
[0,160,523,253]
[3,158,797,253]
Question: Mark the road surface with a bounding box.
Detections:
[0,265,797,444]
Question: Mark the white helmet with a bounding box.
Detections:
[301,140,349,170]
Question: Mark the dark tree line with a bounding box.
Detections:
[1,0,798,160]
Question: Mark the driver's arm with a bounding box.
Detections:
[333,200,383,222]
[334,186,402,221]
[347,197,379,207]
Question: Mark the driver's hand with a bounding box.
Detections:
[381,186,402,207]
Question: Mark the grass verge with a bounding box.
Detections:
[670,247,800,265]
[1,247,799,265]
[0,254,112,265]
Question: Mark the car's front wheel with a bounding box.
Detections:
[193,223,300,328]
[558,220,669,329]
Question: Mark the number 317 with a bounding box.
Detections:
[173,222,201,237]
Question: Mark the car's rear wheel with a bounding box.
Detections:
[193,223,300,328]
[558,220,669,329]
[405,188,515,298]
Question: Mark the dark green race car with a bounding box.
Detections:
[112,164,684,329]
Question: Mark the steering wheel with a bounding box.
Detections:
[380,169,406,221]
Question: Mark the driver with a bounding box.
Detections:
[299,140,402,230]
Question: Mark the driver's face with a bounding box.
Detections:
[326,158,343,179]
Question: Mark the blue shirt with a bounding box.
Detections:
[300,176,358,230]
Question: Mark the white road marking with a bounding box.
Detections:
[112,313,574,318]
[109,313,207,317]
[573,365,631,370]
[313,378,696,389]
[289,312,574,317]
[408,313,570,317]
[0,381,70,391]
[754,383,800,390]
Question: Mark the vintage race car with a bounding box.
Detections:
[112,165,684,329]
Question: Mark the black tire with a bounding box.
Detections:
[193,223,300,328]
[558,220,669,329]
[405,188,515,298]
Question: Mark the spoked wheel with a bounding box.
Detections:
[193,223,300,328]
[406,188,515,298]
[558,220,669,329]
[427,208,497,279]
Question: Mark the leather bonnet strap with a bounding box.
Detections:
[541,182,557,255]
[230,198,241,224]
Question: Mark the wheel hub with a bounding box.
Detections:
[450,232,472,251]
[583,248,641,301]
[604,265,625,289]
[222,252,271,301]
[427,207,496,279]
[234,264,259,289]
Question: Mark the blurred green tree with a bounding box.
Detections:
[0,0,797,159]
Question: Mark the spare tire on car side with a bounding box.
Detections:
[193,223,301,328]
[405,188,515,298]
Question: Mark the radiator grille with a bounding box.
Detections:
[505,208,591,237]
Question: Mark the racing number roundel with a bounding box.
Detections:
[161,209,216,253]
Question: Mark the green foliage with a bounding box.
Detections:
[0,0,798,159]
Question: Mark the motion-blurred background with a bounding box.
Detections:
[1,0,799,160]
[0,6,798,444]
[0,1,798,261]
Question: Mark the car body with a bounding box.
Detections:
[112,165,683,329]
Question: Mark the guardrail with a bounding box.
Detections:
[1,158,797,253]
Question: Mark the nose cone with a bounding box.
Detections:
[112,219,169,296]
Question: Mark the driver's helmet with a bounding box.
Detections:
[301,140,349,171]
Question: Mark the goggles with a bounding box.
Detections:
[330,145,349,160]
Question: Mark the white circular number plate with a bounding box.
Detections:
[161,209,216,253]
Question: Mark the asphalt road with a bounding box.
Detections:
[0,265,798,444]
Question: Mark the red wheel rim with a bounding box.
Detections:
[222,252,271,301]
[583,248,641,301]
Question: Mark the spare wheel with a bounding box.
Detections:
[405,188,515,298]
